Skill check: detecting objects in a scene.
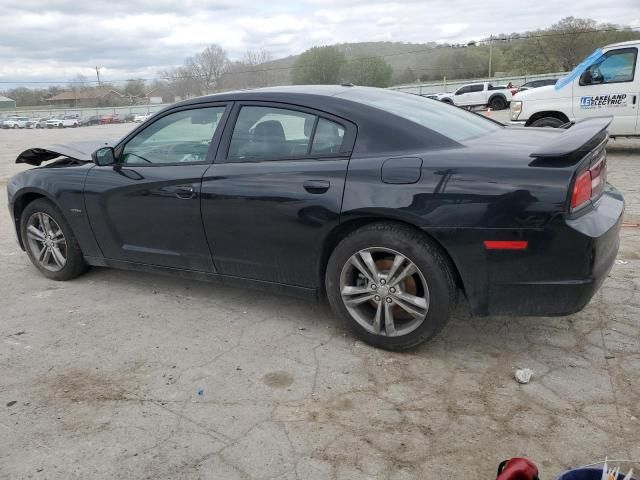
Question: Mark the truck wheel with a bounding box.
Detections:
[489,96,507,110]
[530,117,564,128]
[325,222,455,351]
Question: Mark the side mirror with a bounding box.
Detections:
[92,146,116,166]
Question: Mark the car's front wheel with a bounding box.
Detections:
[20,199,88,281]
[326,223,455,350]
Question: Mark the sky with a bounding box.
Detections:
[1,0,639,87]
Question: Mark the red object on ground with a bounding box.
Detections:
[497,458,540,480]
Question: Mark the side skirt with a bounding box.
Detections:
[84,256,319,301]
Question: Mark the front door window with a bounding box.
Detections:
[122,107,226,165]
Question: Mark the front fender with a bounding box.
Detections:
[8,165,103,258]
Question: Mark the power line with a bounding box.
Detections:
[1,25,638,86]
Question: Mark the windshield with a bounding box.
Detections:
[337,87,502,142]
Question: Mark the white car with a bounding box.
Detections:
[510,40,640,136]
[133,113,152,123]
[46,116,79,128]
[2,116,30,129]
[436,82,517,110]
[26,117,48,129]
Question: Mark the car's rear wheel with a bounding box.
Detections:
[489,96,507,110]
[326,223,455,350]
[12,124,18,129]
[530,116,565,128]
[21,199,88,281]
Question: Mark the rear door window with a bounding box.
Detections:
[227,106,316,161]
[311,118,345,155]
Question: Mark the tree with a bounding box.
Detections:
[541,17,599,71]
[243,48,273,87]
[183,44,229,94]
[395,67,417,84]
[340,55,393,87]
[124,78,146,98]
[291,46,346,84]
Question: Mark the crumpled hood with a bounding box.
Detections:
[16,140,114,166]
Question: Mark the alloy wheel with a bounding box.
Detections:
[339,247,430,337]
[26,212,67,272]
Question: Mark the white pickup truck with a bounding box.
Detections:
[510,40,639,137]
[436,82,517,110]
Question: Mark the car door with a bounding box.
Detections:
[84,103,230,272]
[200,102,356,288]
[453,86,472,105]
[466,84,486,106]
[572,46,639,135]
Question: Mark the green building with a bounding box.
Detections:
[0,96,16,109]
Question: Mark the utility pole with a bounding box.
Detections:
[488,35,493,78]
[95,66,101,87]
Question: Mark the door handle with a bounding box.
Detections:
[172,185,195,199]
[632,95,637,106]
[303,180,330,194]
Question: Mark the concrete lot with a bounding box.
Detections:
[1,115,639,479]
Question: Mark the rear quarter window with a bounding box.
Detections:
[338,88,502,142]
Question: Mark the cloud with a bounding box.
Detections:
[0,0,637,86]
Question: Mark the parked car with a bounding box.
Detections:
[100,114,116,124]
[133,113,152,123]
[8,86,623,350]
[2,116,30,129]
[46,116,79,128]
[511,40,640,135]
[436,82,517,110]
[517,79,558,92]
[112,114,129,123]
[26,117,48,129]
[80,115,102,126]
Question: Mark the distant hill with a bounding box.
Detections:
[220,22,640,89]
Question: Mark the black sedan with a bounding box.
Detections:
[7,86,623,350]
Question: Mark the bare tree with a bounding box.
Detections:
[183,44,230,94]
[242,48,273,87]
[159,67,201,99]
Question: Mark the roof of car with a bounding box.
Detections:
[604,39,640,49]
[176,85,365,107]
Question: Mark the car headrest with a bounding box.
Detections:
[254,120,285,142]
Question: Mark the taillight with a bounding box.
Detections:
[570,158,606,211]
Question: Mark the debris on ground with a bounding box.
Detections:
[514,368,534,384]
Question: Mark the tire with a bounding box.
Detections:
[489,96,507,110]
[13,124,18,129]
[20,198,88,281]
[530,116,565,128]
[325,222,455,350]
[441,98,453,104]
[58,123,63,128]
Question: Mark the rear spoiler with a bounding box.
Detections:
[530,116,612,158]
